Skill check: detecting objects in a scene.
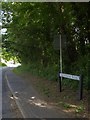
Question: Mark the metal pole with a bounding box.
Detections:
[60,34,62,80]
[59,34,62,92]
[79,75,83,100]
[59,75,62,92]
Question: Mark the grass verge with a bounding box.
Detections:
[14,64,89,118]
[0,62,7,67]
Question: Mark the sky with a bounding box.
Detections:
[0,22,7,35]
[1,28,7,34]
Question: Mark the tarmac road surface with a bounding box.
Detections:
[2,67,22,118]
[3,67,71,119]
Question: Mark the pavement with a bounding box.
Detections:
[5,67,71,119]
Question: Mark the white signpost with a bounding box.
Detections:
[53,34,83,100]
[59,73,83,100]
[60,73,80,81]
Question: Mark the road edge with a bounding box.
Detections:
[5,74,26,118]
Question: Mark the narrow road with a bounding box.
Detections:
[2,67,22,118]
[4,67,70,119]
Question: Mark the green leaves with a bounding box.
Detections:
[2,3,89,87]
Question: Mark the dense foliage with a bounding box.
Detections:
[2,2,90,89]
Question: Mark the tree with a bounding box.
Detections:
[2,2,89,78]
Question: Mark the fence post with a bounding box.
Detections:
[79,75,83,100]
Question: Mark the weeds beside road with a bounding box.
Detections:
[14,65,89,118]
[0,62,7,67]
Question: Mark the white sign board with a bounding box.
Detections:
[60,73,80,81]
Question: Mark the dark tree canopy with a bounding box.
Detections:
[2,2,90,88]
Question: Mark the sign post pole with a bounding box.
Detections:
[79,75,83,100]
[59,34,62,92]
[59,73,83,100]
[60,34,62,77]
[59,75,62,92]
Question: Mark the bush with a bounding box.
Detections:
[0,62,7,66]
[70,54,89,90]
[15,53,89,90]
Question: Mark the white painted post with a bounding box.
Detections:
[60,34,62,80]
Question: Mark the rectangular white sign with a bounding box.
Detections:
[60,73,80,81]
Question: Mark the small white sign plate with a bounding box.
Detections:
[60,73,80,81]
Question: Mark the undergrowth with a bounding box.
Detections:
[0,62,7,66]
[14,59,88,90]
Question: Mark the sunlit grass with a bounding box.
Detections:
[58,101,85,113]
[0,62,7,67]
